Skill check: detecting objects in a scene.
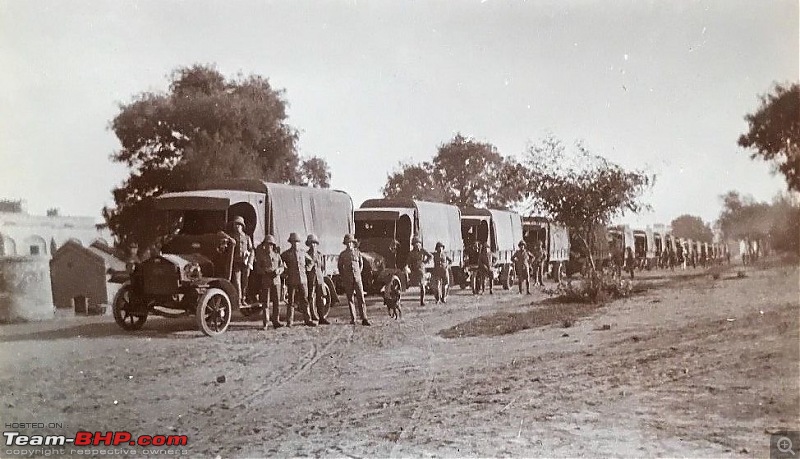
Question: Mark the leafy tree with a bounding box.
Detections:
[670,214,713,243]
[717,190,800,255]
[381,133,527,209]
[738,83,800,192]
[523,136,652,270]
[383,161,447,202]
[103,64,331,248]
[717,191,773,240]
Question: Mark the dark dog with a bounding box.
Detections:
[383,275,402,319]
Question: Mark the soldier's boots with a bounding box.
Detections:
[304,319,318,327]
[272,321,285,328]
[361,318,371,326]
[319,318,331,325]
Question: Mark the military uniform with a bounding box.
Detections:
[338,234,369,325]
[227,217,255,306]
[254,236,284,328]
[281,233,315,327]
[306,234,329,325]
[531,241,546,286]
[406,240,432,306]
[476,246,496,294]
[511,242,534,294]
[431,244,452,303]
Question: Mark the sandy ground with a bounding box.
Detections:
[0,259,797,458]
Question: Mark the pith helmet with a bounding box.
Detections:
[288,232,302,243]
[265,235,277,246]
[342,233,356,244]
[518,240,526,247]
[306,234,319,246]
[435,241,445,250]
[231,216,246,227]
[411,236,421,245]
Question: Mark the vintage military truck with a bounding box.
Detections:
[354,198,464,293]
[459,208,523,289]
[111,180,353,337]
[522,216,571,282]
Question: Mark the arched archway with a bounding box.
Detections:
[1,234,18,256]
[23,235,48,256]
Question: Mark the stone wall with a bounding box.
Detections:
[0,256,55,322]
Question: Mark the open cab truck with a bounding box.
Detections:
[111,180,353,337]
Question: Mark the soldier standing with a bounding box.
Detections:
[511,240,533,295]
[532,240,546,286]
[306,234,330,325]
[625,246,636,279]
[431,242,452,304]
[476,243,495,295]
[406,236,432,306]
[227,216,254,307]
[254,235,285,329]
[338,234,370,326]
[281,232,316,327]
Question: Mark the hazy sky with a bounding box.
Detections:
[1,0,797,228]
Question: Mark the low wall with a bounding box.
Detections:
[0,256,55,323]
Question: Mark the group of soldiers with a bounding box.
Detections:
[225,216,370,329]
[465,239,549,296]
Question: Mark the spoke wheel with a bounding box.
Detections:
[196,288,232,337]
[112,285,147,331]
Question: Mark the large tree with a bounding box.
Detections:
[382,133,527,209]
[103,64,330,247]
[738,83,800,192]
[523,136,651,269]
[670,214,713,243]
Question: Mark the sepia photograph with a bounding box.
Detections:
[0,0,798,457]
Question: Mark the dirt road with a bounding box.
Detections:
[0,260,797,457]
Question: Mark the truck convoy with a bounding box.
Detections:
[109,180,723,337]
[111,180,353,336]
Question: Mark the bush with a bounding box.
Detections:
[544,270,633,303]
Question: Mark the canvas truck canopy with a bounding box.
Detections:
[156,189,267,244]
[549,223,570,262]
[488,209,523,254]
[263,183,354,257]
[414,201,462,252]
[361,199,463,253]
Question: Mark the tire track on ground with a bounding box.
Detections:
[204,326,353,447]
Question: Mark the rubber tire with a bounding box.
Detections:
[112,284,147,331]
[196,288,232,337]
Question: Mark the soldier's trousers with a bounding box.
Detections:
[518,275,531,294]
[231,266,251,305]
[286,283,310,324]
[345,282,367,322]
[307,278,328,321]
[477,269,492,294]
[260,284,281,326]
[431,271,449,302]
[533,262,544,285]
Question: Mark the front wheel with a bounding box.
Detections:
[196,288,232,337]
[112,285,147,331]
[501,265,515,290]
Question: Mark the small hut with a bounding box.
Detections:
[49,239,125,314]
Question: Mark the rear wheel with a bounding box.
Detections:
[553,262,566,283]
[196,288,232,337]
[112,285,147,331]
